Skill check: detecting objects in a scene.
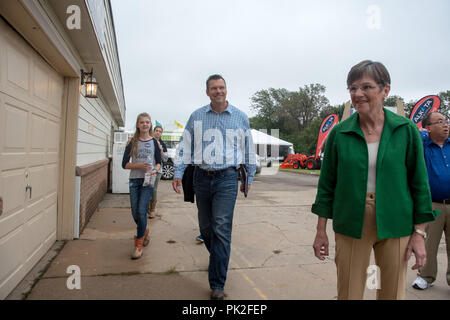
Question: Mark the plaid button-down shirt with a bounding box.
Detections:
[174,103,257,184]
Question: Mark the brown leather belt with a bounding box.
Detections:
[432,199,450,204]
[197,167,237,176]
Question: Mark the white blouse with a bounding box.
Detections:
[367,141,380,193]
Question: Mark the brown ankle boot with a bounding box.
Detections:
[143,228,150,247]
[131,236,144,259]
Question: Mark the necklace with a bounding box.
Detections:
[361,112,384,136]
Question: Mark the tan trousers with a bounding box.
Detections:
[335,193,410,300]
[418,202,450,285]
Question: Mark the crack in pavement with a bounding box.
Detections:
[42,260,334,281]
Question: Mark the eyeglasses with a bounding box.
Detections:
[429,119,450,126]
[348,84,379,94]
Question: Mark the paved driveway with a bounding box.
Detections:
[19,170,450,300]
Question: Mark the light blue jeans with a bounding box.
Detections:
[129,178,153,238]
[193,167,238,291]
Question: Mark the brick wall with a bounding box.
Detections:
[76,159,110,233]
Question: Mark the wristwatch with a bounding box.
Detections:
[414,229,427,239]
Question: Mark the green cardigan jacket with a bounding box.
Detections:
[311,109,438,239]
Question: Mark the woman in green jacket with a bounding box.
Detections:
[312,60,438,300]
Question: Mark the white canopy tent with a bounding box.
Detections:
[250,129,293,147]
[251,129,294,162]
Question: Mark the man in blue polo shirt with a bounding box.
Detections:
[412,112,450,290]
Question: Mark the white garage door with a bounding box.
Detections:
[0,19,64,299]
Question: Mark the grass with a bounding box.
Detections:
[279,168,320,175]
[160,266,179,275]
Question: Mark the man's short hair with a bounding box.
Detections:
[206,74,226,89]
[154,125,163,131]
[422,112,438,128]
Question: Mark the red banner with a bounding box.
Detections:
[409,95,441,129]
[316,114,339,157]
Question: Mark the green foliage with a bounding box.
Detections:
[438,90,450,118]
[296,117,324,155]
[404,100,416,119]
[320,103,345,121]
[250,84,329,134]
[384,95,404,107]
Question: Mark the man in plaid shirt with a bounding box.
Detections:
[173,74,256,300]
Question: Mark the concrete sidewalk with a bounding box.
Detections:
[9,171,450,300]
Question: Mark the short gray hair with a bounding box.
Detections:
[347,60,391,88]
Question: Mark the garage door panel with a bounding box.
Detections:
[31,113,46,151]
[28,165,45,201]
[45,155,59,167]
[23,232,55,280]
[25,198,44,222]
[33,62,49,102]
[6,42,30,93]
[1,168,25,216]
[24,155,46,170]
[45,204,57,239]
[49,74,64,113]
[0,17,62,300]
[46,118,60,152]
[3,102,28,152]
[0,209,23,240]
[0,156,28,172]
[0,227,25,290]
[23,209,45,259]
[23,204,57,259]
[32,57,63,118]
[25,192,57,225]
[45,163,58,195]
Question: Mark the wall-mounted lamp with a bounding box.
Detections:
[80,68,98,98]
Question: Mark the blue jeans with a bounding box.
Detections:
[129,178,154,238]
[193,167,239,291]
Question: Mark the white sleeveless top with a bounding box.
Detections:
[367,141,379,193]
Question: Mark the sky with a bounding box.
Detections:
[111,0,450,131]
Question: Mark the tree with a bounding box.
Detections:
[320,103,345,121]
[289,84,329,131]
[404,100,416,119]
[249,83,331,155]
[250,84,329,135]
[297,117,324,155]
[384,95,404,108]
[249,115,270,131]
[438,90,450,118]
[250,88,290,131]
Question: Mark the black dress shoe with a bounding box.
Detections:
[210,289,224,300]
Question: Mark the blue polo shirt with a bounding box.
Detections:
[421,131,450,201]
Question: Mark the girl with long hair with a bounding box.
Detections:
[122,113,162,259]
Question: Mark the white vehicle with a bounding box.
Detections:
[160,140,178,180]
[161,142,261,179]
[255,154,262,174]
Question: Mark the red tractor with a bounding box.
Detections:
[280,154,309,169]
[304,154,321,170]
[281,114,339,171]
